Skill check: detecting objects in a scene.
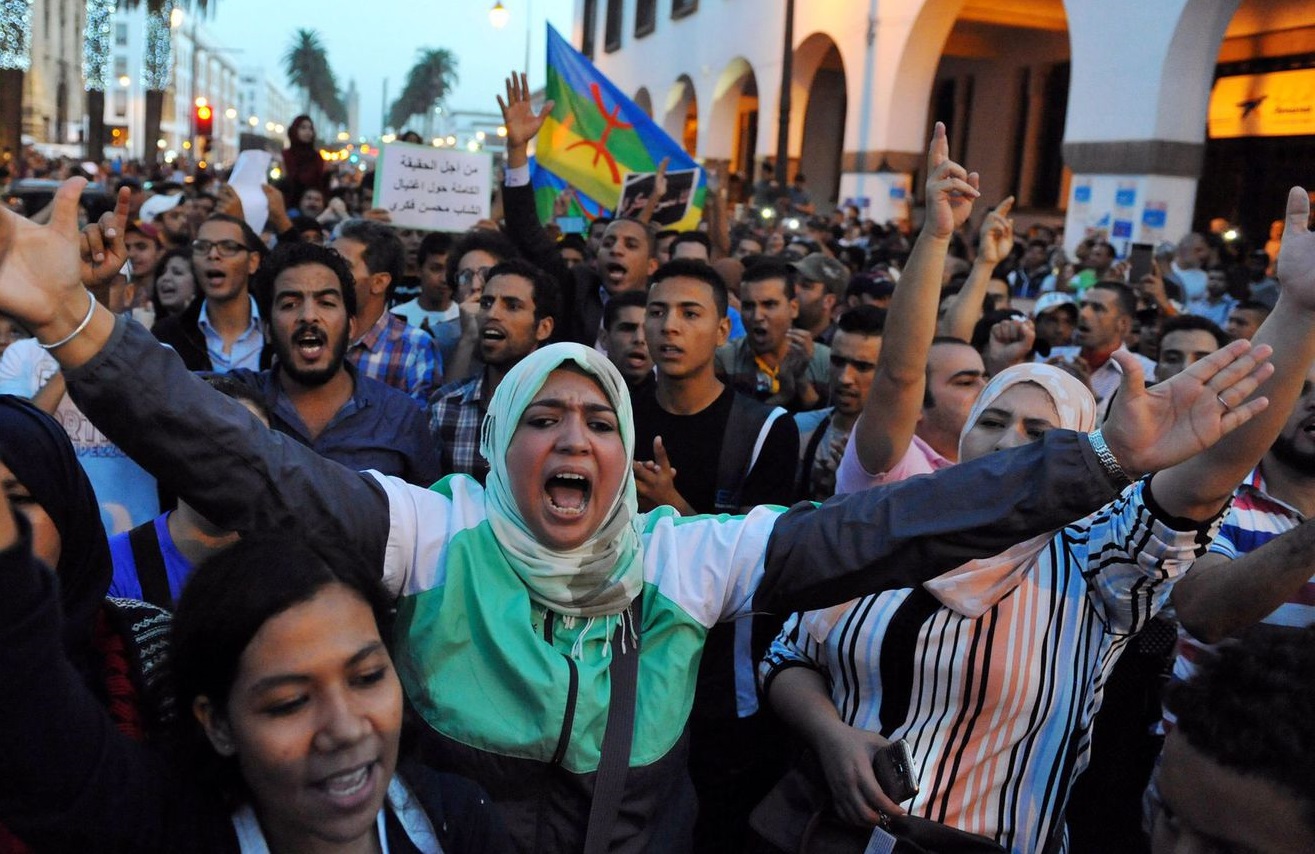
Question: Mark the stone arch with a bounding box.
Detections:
[662,74,698,155]
[633,86,653,119]
[790,32,847,209]
[706,57,759,173]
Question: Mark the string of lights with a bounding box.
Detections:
[0,0,34,72]
[82,0,116,92]
[142,0,175,91]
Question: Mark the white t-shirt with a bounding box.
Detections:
[391,299,459,331]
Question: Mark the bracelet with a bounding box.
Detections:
[38,291,97,351]
[1087,427,1133,488]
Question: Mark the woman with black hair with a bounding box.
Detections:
[0,496,505,852]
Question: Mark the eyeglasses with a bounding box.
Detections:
[457,266,494,288]
[829,354,877,373]
[191,239,250,258]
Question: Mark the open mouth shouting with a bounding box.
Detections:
[545,469,592,517]
[294,325,328,361]
[311,760,382,812]
[603,261,629,286]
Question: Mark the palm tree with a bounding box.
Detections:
[388,48,458,134]
[0,0,35,161]
[117,0,215,166]
[283,28,347,129]
[283,28,326,115]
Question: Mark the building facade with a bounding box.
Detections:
[23,0,83,147]
[578,0,1315,251]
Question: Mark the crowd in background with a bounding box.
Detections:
[0,85,1312,854]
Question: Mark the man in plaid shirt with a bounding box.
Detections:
[429,257,556,482]
[334,219,439,404]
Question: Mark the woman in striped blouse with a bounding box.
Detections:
[761,267,1315,854]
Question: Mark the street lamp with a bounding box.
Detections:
[489,0,532,73]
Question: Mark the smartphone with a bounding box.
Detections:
[1127,242,1154,284]
[872,739,919,803]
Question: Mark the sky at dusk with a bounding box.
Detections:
[202,0,575,137]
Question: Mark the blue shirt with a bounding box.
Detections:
[226,362,443,486]
[197,295,264,374]
[107,513,194,602]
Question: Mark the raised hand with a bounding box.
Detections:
[984,316,1035,375]
[0,178,89,335]
[1276,186,1315,309]
[78,185,131,289]
[976,196,1015,266]
[261,183,292,232]
[1102,339,1273,477]
[653,156,670,199]
[497,71,555,150]
[215,184,244,219]
[922,121,980,240]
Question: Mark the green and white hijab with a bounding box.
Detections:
[479,342,643,619]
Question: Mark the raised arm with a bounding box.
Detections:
[850,123,979,475]
[0,179,392,567]
[758,337,1273,612]
[938,197,1013,341]
[1172,519,1315,644]
[1150,186,1315,521]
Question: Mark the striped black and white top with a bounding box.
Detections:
[761,480,1222,854]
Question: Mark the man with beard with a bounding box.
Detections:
[152,214,274,373]
[227,241,439,485]
[428,258,556,483]
[791,252,849,345]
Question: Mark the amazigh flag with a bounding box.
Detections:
[536,24,705,231]
[529,156,608,230]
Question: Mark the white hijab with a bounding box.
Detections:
[479,342,644,618]
[804,363,1096,641]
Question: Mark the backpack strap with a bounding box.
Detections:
[127,517,174,610]
[714,393,786,513]
[582,592,644,854]
[798,412,833,500]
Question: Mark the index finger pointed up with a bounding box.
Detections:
[50,178,88,236]
[927,121,948,170]
[1285,186,1311,236]
[994,196,1015,219]
[653,435,671,469]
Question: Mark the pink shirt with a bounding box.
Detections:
[835,431,952,495]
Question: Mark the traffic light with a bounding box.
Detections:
[194,99,214,138]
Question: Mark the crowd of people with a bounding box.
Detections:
[0,73,1312,854]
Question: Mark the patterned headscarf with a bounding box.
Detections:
[479,343,643,618]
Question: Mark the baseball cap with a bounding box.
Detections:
[1033,292,1078,319]
[792,253,849,296]
[139,192,183,223]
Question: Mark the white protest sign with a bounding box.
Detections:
[373,142,491,232]
[229,149,272,234]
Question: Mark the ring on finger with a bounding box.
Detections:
[1217,393,1233,412]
